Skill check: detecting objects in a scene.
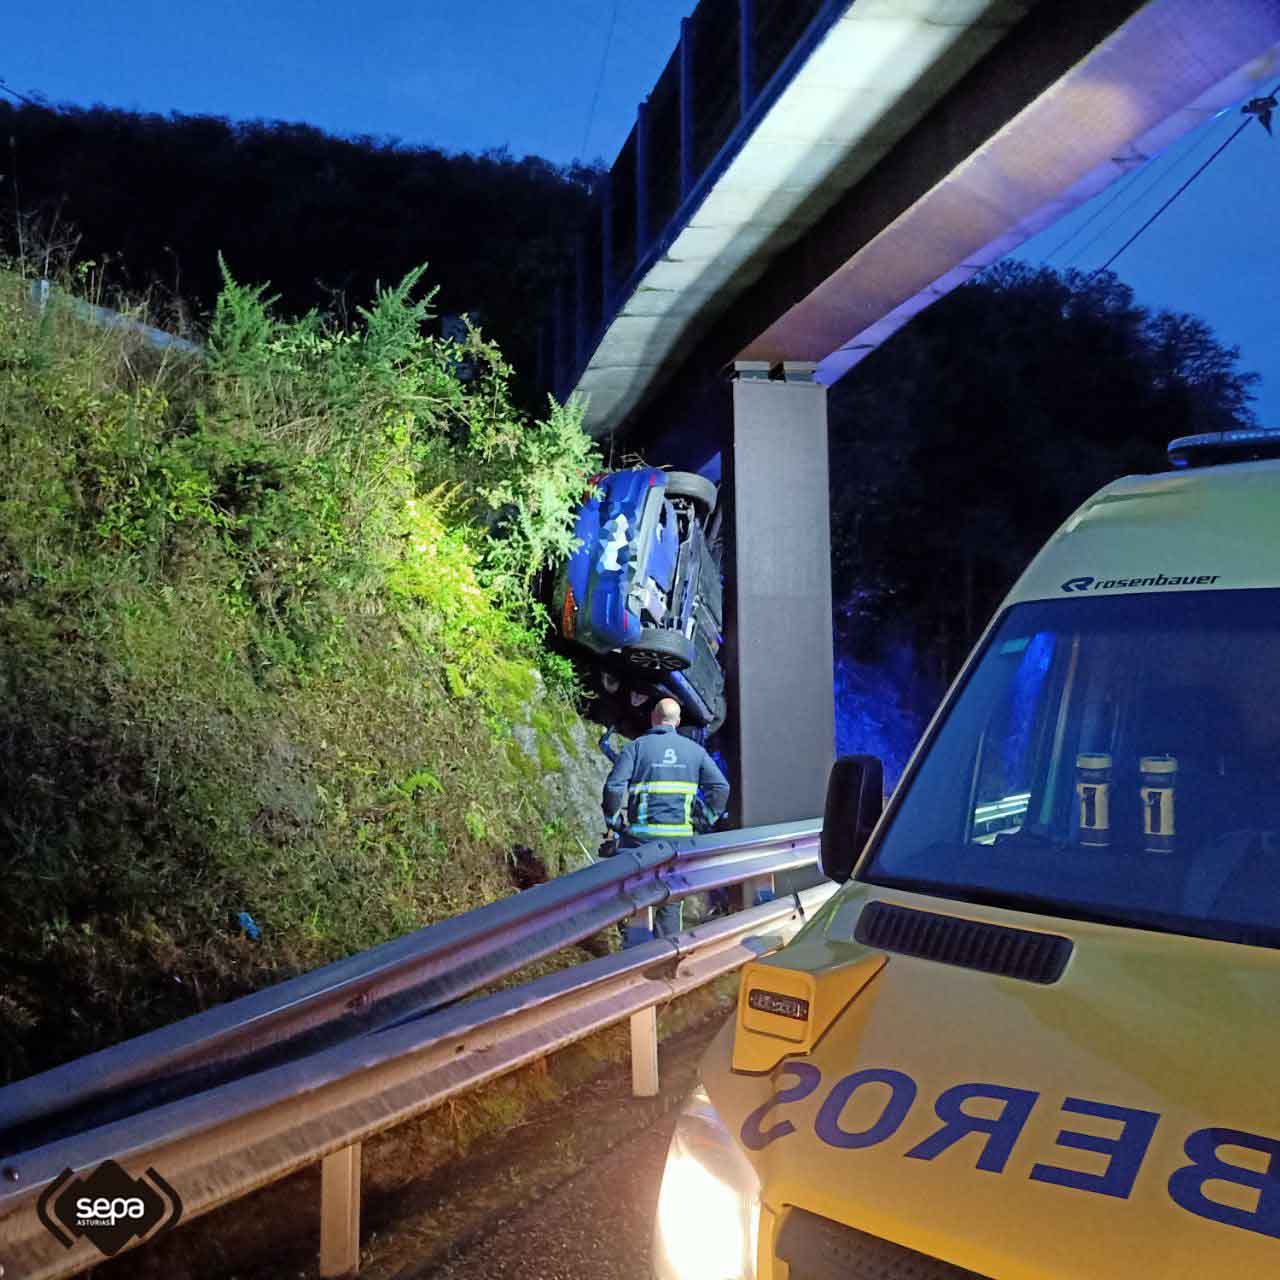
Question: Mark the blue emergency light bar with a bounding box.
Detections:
[1168,427,1280,469]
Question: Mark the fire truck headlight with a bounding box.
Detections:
[653,1085,760,1280]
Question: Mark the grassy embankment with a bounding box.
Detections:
[0,261,607,1082]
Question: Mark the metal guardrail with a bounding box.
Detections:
[0,821,818,1152]
[0,821,828,1280]
[29,279,202,355]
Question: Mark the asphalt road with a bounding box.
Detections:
[360,1013,724,1280]
[415,1120,673,1280]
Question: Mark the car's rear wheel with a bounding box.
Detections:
[624,628,694,672]
[662,470,718,516]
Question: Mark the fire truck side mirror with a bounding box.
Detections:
[820,755,884,883]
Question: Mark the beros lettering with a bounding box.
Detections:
[741,1064,1280,1241]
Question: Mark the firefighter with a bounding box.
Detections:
[602,697,730,938]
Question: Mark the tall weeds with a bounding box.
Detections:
[0,260,602,1081]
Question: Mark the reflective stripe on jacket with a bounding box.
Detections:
[602,724,730,839]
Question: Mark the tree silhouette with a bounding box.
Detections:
[829,261,1261,682]
[0,101,598,403]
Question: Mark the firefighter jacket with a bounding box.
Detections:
[602,724,730,840]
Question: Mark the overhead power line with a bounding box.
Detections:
[578,0,620,162]
[1062,110,1237,269]
[1080,85,1279,279]
[1088,115,1254,278]
[1042,163,1144,264]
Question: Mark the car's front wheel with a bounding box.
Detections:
[662,470,718,517]
[624,628,694,672]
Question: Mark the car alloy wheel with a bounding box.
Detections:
[624,626,694,672]
[628,650,686,671]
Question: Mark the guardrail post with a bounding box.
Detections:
[628,905,660,1097]
[320,1142,362,1278]
[630,1004,660,1097]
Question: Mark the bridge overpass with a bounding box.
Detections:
[543,0,1280,827]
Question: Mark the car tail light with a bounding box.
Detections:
[562,586,577,639]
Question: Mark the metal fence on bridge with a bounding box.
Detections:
[545,0,845,402]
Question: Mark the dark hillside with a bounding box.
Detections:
[0,102,596,401]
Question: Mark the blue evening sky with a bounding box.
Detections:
[5,3,1278,419]
[4,0,697,165]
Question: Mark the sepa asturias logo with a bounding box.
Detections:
[1061,572,1221,593]
[37,1159,183,1257]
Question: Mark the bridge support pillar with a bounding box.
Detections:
[729,363,834,827]
[320,1141,362,1277]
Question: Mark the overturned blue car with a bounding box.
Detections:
[552,467,726,733]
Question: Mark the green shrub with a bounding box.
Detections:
[0,259,604,1081]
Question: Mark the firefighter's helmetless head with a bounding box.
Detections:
[652,698,681,727]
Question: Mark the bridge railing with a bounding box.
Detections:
[547,0,844,404]
[0,820,831,1280]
